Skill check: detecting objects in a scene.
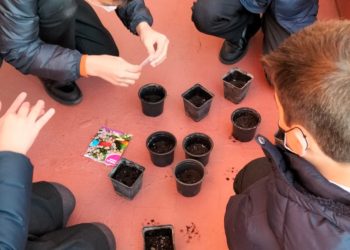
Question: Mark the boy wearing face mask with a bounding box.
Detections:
[0,0,169,105]
[225,20,350,250]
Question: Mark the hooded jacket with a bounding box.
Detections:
[0,0,153,82]
[240,0,319,33]
[225,135,350,250]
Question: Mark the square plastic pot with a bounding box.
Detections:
[109,158,145,199]
[182,83,214,122]
[223,68,253,104]
[143,225,175,250]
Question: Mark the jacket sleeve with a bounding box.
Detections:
[0,151,33,250]
[116,0,153,35]
[0,0,82,82]
[239,0,272,14]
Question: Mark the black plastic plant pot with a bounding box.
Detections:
[182,132,214,166]
[143,225,175,250]
[231,107,261,142]
[146,131,177,167]
[109,158,145,199]
[174,159,205,197]
[181,83,214,122]
[223,68,253,104]
[138,83,167,117]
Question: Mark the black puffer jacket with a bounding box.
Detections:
[0,152,33,250]
[225,136,350,250]
[0,0,152,82]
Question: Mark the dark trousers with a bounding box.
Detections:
[26,182,114,250]
[38,0,118,58]
[192,0,290,54]
[233,157,273,194]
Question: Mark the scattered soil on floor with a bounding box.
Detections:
[179,222,200,243]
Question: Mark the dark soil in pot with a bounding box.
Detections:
[149,137,175,154]
[188,94,207,107]
[176,168,202,184]
[111,163,142,187]
[234,111,260,128]
[185,143,209,155]
[143,93,163,102]
[144,228,174,250]
[223,70,252,88]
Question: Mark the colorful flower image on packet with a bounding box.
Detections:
[84,127,132,166]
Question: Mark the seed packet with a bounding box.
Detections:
[84,127,132,166]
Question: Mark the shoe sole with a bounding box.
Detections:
[42,84,83,106]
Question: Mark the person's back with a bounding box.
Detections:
[224,20,350,250]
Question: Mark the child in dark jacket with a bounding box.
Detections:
[0,0,168,105]
[225,20,350,250]
[0,93,115,249]
[192,0,318,64]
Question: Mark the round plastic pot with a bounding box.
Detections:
[146,131,177,167]
[109,158,145,200]
[182,83,214,122]
[231,107,261,142]
[182,132,213,166]
[138,83,167,117]
[223,68,253,104]
[174,159,205,197]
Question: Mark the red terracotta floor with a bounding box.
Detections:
[0,1,339,249]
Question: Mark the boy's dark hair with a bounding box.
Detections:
[262,20,350,163]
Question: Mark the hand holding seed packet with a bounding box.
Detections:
[84,127,132,166]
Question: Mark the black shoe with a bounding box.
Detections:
[219,15,261,64]
[219,38,249,65]
[41,79,82,105]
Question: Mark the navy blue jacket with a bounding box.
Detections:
[0,0,152,82]
[225,136,350,249]
[0,152,33,250]
[240,0,319,33]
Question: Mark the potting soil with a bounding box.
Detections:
[149,139,175,153]
[143,94,163,102]
[234,113,259,128]
[144,228,174,250]
[224,71,251,88]
[112,163,142,187]
[176,168,202,184]
[186,143,209,154]
[188,94,207,107]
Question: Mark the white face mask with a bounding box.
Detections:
[87,0,117,12]
[101,5,117,12]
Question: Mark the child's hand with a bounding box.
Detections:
[0,92,55,155]
[137,22,169,67]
